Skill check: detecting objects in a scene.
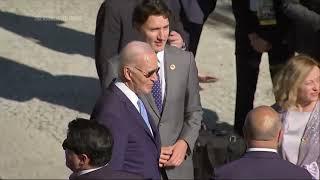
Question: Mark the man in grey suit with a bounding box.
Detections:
[132,1,203,179]
[95,0,186,89]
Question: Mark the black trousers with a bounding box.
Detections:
[183,0,217,55]
[233,27,294,136]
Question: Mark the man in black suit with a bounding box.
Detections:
[95,0,186,89]
[232,0,294,136]
[213,106,312,179]
[63,118,141,180]
[91,41,162,179]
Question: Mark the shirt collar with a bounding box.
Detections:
[114,79,140,111]
[156,50,164,65]
[75,163,108,176]
[247,148,278,153]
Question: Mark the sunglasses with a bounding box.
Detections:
[131,66,160,78]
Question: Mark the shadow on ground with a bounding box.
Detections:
[0,10,94,58]
[0,56,100,114]
[203,108,234,131]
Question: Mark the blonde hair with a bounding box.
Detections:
[273,55,319,110]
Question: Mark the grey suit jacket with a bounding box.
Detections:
[141,45,203,179]
[102,45,203,179]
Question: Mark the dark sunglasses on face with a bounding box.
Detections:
[132,66,160,78]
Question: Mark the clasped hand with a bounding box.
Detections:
[159,139,188,167]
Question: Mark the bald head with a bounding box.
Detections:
[119,41,155,69]
[243,106,282,141]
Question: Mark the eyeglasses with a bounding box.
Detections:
[131,66,160,78]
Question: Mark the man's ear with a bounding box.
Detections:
[123,67,132,81]
[78,154,90,168]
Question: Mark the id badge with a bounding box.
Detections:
[256,0,277,25]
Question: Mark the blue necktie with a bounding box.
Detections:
[152,72,162,112]
[137,99,153,136]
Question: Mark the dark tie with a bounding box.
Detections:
[152,72,162,112]
[137,99,153,136]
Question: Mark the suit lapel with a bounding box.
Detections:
[141,46,176,124]
[162,46,175,117]
[141,94,160,119]
[110,84,156,141]
[147,112,161,151]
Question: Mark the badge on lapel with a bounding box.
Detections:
[170,64,175,70]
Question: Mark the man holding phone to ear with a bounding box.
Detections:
[94,0,186,90]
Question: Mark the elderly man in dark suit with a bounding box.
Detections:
[63,118,141,180]
[91,41,161,179]
[213,106,312,179]
[100,1,203,178]
[95,0,186,89]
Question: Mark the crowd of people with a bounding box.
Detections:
[61,0,319,179]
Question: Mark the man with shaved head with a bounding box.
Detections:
[213,106,312,179]
[91,41,161,179]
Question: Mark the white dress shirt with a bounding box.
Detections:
[75,164,108,177]
[247,148,278,153]
[115,80,153,134]
[115,80,140,112]
[156,50,166,103]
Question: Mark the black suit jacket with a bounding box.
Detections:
[95,0,186,84]
[214,151,312,179]
[71,166,142,180]
[91,83,161,179]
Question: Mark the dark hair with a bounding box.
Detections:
[62,118,113,167]
[132,0,171,29]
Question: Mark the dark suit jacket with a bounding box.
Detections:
[91,83,161,179]
[71,166,142,180]
[95,0,186,85]
[213,151,312,179]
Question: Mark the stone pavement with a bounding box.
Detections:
[0,0,274,178]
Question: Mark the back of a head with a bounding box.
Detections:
[243,106,281,143]
[132,0,171,30]
[62,118,113,167]
[273,55,319,110]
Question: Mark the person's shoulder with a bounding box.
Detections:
[111,170,143,179]
[165,45,191,55]
[76,166,142,180]
[214,157,244,174]
[165,45,194,65]
[100,166,143,179]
